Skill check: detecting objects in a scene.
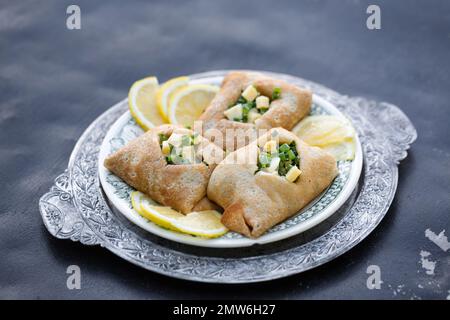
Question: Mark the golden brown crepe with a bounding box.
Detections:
[207,128,338,238]
[104,124,224,214]
[199,71,312,151]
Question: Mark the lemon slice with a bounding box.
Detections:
[140,201,184,232]
[293,115,355,147]
[130,191,144,214]
[321,140,356,161]
[156,76,190,121]
[128,77,167,130]
[293,115,356,161]
[130,191,158,215]
[173,211,228,238]
[168,84,219,127]
[137,198,227,238]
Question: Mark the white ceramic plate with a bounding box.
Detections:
[98,78,362,248]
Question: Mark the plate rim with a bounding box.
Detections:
[97,93,363,248]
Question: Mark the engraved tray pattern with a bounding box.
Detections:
[39,70,417,283]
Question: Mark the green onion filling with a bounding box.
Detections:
[257,141,300,176]
[272,87,282,100]
[227,87,282,123]
[159,133,201,165]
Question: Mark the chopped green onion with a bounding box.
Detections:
[181,135,192,147]
[158,133,169,144]
[287,149,296,160]
[237,96,247,104]
[258,152,271,168]
[242,103,251,122]
[259,107,269,114]
[272,87,281,100]
[279,143,290,153]
[230,94,270,123]
[278,163,292,176]
[257,140,300,176]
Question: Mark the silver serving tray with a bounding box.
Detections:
[39,70,417,283]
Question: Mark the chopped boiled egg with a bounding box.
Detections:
[263,140,278,153]
[192,134,201,145]
[224,104,243,121]
[161,140,171,155]
[181,146,196,163]
[242,85,259,102]
[167,133,184,147]
[264,157,280,174]
[285,165,302,182]
[256,96,270,109]
[248,109,262,123]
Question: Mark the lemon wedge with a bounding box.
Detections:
[128,77,167,130]
[168,84,219,127]
[156,76,190,121]
[133,192,228,238]
[293,115,356,161]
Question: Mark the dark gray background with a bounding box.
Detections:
[1,0,449,299]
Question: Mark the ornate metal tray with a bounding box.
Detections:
[39,70,417,283]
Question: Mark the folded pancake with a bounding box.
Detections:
[199,71,312,151]
[104,124,224,214]
[207,128,338,238]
